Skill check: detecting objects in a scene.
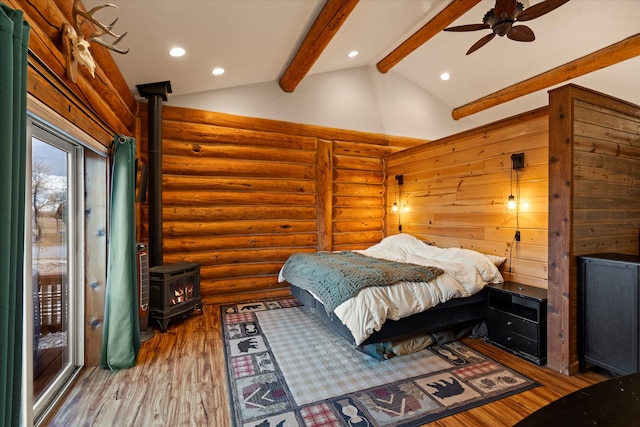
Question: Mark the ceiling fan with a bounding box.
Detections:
[444,0,570,55]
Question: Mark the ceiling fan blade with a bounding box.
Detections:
[444,23,490,32]
[494,0,517,20]
[466,33,496,55]
[517,0,570,21]
[507,25,535,42]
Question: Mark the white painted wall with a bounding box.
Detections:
[167,66,479,141]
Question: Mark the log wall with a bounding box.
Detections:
[386,108,550,287]
[548,84,640,375]
[12,0,137,140]
[136,105,423,302]
[8,0,138,366]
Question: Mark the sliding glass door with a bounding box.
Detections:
[27,118,83,422]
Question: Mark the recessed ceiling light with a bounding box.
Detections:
[348,50,359,58]
[212,67,225,76]
[169,47,185,57]
[440,72,450,81]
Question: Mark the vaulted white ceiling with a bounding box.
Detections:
[83,0,640,130]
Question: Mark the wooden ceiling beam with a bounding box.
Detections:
[376,0,481,74]
[452,33,640,120]
[279,0,360,93]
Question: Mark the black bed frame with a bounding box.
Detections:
[290,285,488,347]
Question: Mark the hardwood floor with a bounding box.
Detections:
[45,302,609,426]
[34,346,64,399]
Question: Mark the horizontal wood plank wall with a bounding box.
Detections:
[332,139,398,250]
[9,0,138,366]
[548,84,640,375]
[573,98,640,254]
[136,105,423,302]
[386,108,549,287]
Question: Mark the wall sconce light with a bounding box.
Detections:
[507,153,524,210]
[392,174,403,213]
[508,153,525,275]
[395,174,404,231]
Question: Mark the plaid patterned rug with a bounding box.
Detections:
[222,298,538,427]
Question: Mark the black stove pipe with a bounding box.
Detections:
[136,81,172,267]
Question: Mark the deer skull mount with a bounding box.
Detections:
[62,0,129,83]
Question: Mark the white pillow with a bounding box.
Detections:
[363,235,505,284]
[434,247,504,284]
[483,253,507,267]
[362,233,435,260]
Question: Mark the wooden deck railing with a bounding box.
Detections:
[37,271,65,334]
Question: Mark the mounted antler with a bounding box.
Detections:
[62,0,129,82]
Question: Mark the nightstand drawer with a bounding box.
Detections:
[489,328,539,357]
[488,310,537,339]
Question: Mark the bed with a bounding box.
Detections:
[278,234,506,358]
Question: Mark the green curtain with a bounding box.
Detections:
[0,3,29,426]
[101,135,141,371]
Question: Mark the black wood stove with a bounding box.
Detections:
[149,262,202,331]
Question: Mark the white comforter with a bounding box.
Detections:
[280,234,505,345]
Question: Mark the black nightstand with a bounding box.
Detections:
[485,282,547,365]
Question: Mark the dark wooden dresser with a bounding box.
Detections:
[579,253,640,375]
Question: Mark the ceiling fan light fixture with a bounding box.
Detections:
[444,0,569,54]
